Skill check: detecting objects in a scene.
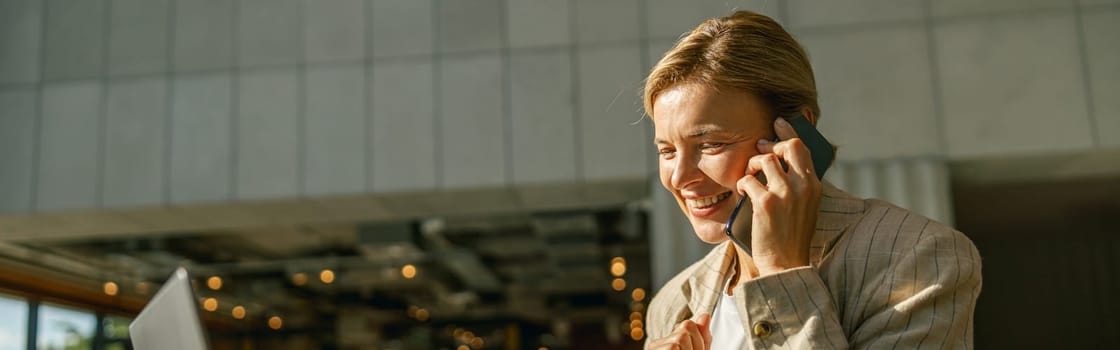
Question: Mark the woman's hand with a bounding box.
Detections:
[736,117,822,277]
[645,314,712,350]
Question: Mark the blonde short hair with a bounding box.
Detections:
[643,10,819,122]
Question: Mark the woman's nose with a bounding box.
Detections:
[669,154,702,190]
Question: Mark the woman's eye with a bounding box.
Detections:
[700,143,725,150]
[657,149,676,157]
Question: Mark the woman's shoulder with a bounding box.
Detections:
[837,198,980,268]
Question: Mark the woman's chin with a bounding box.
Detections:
[692,222,730,244]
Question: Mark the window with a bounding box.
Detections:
[101,316,132,350]
[36,303,97,350]
[0,294,29,350]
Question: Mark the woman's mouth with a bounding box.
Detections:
[680,191,734,207]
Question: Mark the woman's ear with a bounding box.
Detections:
[800,107,817,126]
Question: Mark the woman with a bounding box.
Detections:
[643,11,981,349]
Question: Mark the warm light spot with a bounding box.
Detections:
[103,282,119,296]
[453,328,465,338]
[268,316,283,330]
[631,301,645,313]
[415,308,429,321]
[631,288,646,301]
[320,269,335,284]
[470,337,483,349]
[611,278,626,291]
[629,312,642,321]
[463,331,474,340]
[611,257,625,265]
[207,276,222,290]
[401,264,417,279]
[630,327,644,340]
[292,273,308,286]
[630,319,642,329]
[135,281,151,295]
[538,347,548,350]
[610,261,626,277]
[202,297,218,312]
[457,346,469,350]
[232,306,246,319]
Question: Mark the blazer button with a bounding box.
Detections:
[753,321,774,338]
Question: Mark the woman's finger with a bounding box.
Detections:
[774,117,798,141]
[748,153,788,192]
[771,138,815,185]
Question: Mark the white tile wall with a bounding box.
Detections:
[0,89,37,212]
[8,0,1120,215]
[304,64,367,195]
[645,40,675,76]
[801,25,940,160]
[932,0,1074,17]
[1082,9,1120,147]
[171,73,232,203]
[370,0,433,58]
[237,69,300,199]
[38,82,100,210]
[510,50,577,184]
[108,0,169,76]
[370,59,438,192]
[578,45,648,180]
[173,0,234,72]
[438,0,503,53]
[787,0,923,28]
[936,12,1092,157]
[0,0,41,84]
[573,0,639,44]
[645,0,780,40]
[238,0,302,66]
[44,0,106,80]
[506,0,571,48]
[440,53,507,188]
[103,78,166,207]
[303,0,366,63]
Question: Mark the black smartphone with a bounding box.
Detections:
[724,112,834,256]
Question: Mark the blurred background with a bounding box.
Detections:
[0,0,1117,349]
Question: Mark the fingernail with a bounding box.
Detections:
[776,117,791,128]
[757,138,771,145]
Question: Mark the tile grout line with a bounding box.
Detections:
[96,0,113,208]
[1,39,666,90]
[569,0,584,183]
[500,0,514,187]
[364,0,375,193]
[230,0,244,201]
[163,0,178,206]
[294,0,308,197]
[29,0,48,212]
[1072,0,1100,148]
[637,0,653,180]
[432,0,444,190]
[922,0,950,157]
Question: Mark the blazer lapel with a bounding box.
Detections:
[684,241,736,321]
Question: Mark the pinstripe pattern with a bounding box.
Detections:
[645,182,981,349]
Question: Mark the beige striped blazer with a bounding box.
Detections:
[645,182,982,349]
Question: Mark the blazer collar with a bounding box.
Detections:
[683,181,867,316]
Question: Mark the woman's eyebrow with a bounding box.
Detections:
[686,125,725,138]
[654,125,728,144]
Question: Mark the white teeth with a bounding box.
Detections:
[686,192,731,209]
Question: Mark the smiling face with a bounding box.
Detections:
[652,84,776,244]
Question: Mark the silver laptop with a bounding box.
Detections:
[129,267,209,350]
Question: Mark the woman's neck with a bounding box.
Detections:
[726,243,759,296]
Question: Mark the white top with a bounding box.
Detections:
[709,281,747,349]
